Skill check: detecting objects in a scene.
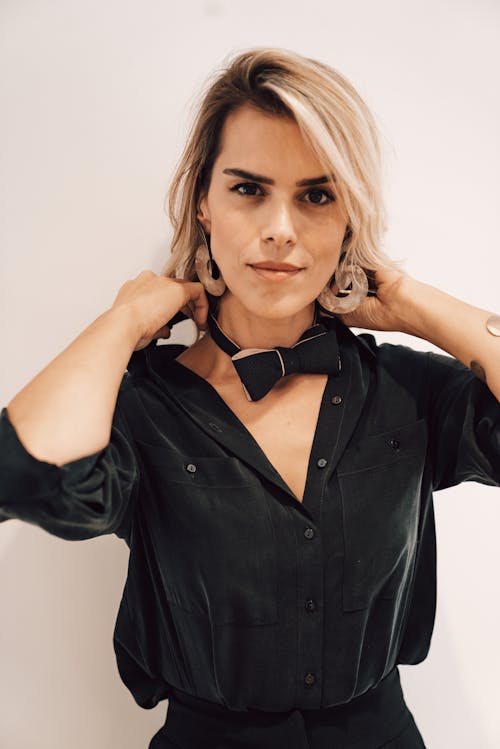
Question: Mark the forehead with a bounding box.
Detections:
[216,104,323,173]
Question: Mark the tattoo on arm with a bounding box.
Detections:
[470,360,487,383]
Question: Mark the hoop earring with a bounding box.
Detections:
[317,258,368,314]
[194,227,226,297]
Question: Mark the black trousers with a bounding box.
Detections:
[149,668,426,749]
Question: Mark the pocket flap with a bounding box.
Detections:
[337,418,428,476]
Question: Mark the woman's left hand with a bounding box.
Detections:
[334,267,411,332]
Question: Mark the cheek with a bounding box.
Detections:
[321,226,347,266]
[311,234,343,268]
[211,216,253,266]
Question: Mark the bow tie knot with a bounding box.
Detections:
[207,304,342,401]
[278,345,308,374]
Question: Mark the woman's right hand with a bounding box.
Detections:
[111,270,210,351]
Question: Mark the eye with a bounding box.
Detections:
[228,182,335,205]
[302,188,335,206]
[229,182,265,197]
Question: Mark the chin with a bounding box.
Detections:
[230,293,316,321]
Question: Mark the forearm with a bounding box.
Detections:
[394,278,500,401]
[6,305,139,466]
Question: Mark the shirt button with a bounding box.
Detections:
[304,527,315,540]
[209,422,223,432]
[389,439,400,450]
[317,458,327,468]
[331,395,343,405]
[304,673,316,687]
[305,599,316,613]
[186,463,197,473]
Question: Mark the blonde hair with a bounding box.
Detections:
[161,47,403,329]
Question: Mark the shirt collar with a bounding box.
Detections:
[126,316,376,380]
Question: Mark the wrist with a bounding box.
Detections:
[102,304,142,351]
[390,276,488,344]
[389,277,442,339]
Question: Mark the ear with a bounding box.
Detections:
[197,194,211,233]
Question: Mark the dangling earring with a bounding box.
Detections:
[194,225,226,297]
[317,254,368,314]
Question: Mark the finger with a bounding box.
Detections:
[189,284,210,329]
[136,269,157,280]
[183,299,208,331]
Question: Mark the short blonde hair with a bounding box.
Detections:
[161,46,403,300]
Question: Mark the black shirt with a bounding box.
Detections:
[1,319,499,712]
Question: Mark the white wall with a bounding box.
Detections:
[1,1,499,746]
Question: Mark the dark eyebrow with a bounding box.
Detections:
[222,168,334,187]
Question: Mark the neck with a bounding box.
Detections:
[178,295,324,386]
[214,295,316,350]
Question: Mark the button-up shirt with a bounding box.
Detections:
[1,319,499,712]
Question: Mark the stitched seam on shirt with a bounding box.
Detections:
[292,506,301,706]
[149,478,255,488]
[116,398,140,488]
[337,454,413,477]
[111,389,141,537]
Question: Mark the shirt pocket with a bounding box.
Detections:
[134,440,279,627]
[336,419,428,612]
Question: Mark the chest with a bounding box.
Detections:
[207,374,329,503]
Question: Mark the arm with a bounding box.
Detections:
[393,278,500,402]
[393,278,500,488]
[0,376,140,540]
[1,271,209,539]
[339,269,500,402]
[338,268,500,489]
[6,305,139,467]
[5,270,209,466]
[1,304,144,540]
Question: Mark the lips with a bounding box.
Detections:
[250,262,302,271]
[249,264,303,282]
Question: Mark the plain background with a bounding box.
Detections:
[0,1,499,747]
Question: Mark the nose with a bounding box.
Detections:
[261,199,297,247]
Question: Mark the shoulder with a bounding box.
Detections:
[125,340,188,379]
[337,322,431,378]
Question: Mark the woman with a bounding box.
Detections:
[1,48,499,749]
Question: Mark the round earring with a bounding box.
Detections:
[317,259,368,314]
[194,227,226,297]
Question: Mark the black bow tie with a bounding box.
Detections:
[206,302,342,401]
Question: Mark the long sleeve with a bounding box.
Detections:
[424,350,500,491]
[0,373,140,541]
